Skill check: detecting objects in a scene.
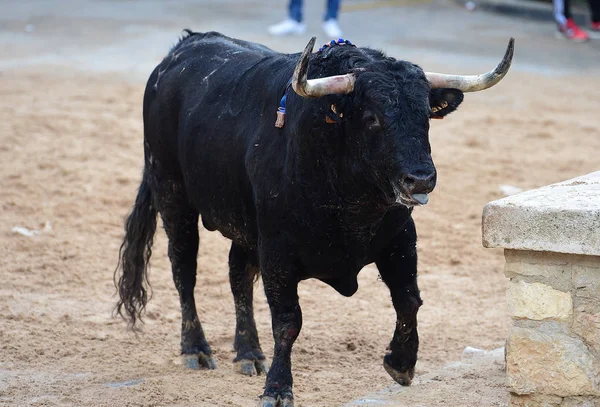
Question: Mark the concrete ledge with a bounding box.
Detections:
[482,171,600,256]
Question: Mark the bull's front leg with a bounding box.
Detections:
[258,244,302,407]
[375,216,422,386]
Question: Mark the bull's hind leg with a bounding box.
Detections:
[229,243,267,376]
[158,192,216,370]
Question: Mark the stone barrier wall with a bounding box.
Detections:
[483,172,600,407]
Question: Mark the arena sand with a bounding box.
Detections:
[1,69,599,407]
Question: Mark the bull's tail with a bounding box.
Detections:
[114,169,157,327]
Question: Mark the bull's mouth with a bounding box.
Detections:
[391,183,430,208]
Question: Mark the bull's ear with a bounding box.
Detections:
[429,88,464,119]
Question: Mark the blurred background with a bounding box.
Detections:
[1,1,599,407]
[3,0,599,76]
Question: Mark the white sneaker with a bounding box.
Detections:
[268,19,306,36]
[322,19,343,38]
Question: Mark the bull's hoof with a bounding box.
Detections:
[234,350,268,376]
[258,395,294,407]
[235,358,268,376]
[182,352,218,370]
[383,355,414,386]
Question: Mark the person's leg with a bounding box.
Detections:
[268,0,306,36]
[289,0,303,22]
[554,0,570,25]
[322,0,343,37]
[554,0,589,40]
[324,0,340,21]
[588,0,600,24]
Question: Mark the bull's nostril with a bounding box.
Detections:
[402,172,436,194]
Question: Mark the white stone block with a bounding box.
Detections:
[573,308,600,354]
[507,281,572,321]
[509,393,562,407]
[504,250,570,279]
[507,327,596,397]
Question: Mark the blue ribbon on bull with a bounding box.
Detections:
[275,78,293,128]
[319,38,354,53]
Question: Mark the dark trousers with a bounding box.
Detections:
[554,0,600,24]
[289,0,341,22]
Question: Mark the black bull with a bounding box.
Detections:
[114,31,514,406]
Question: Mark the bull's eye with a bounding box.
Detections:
[363,112,380,128]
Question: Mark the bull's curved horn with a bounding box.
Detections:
[292,37,356,98]
[425,38,515,92]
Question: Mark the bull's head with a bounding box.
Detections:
[290,37,514,207]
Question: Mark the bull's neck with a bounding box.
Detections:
[282,119,388,222]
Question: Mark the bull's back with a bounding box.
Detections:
[143,32,294,245]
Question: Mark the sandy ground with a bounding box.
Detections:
[346,348,508,406]
[2,68,599,407]
[2,1,600,407]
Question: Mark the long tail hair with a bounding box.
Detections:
[114,169,157,327]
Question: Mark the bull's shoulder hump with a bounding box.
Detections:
[174,31,279,59]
